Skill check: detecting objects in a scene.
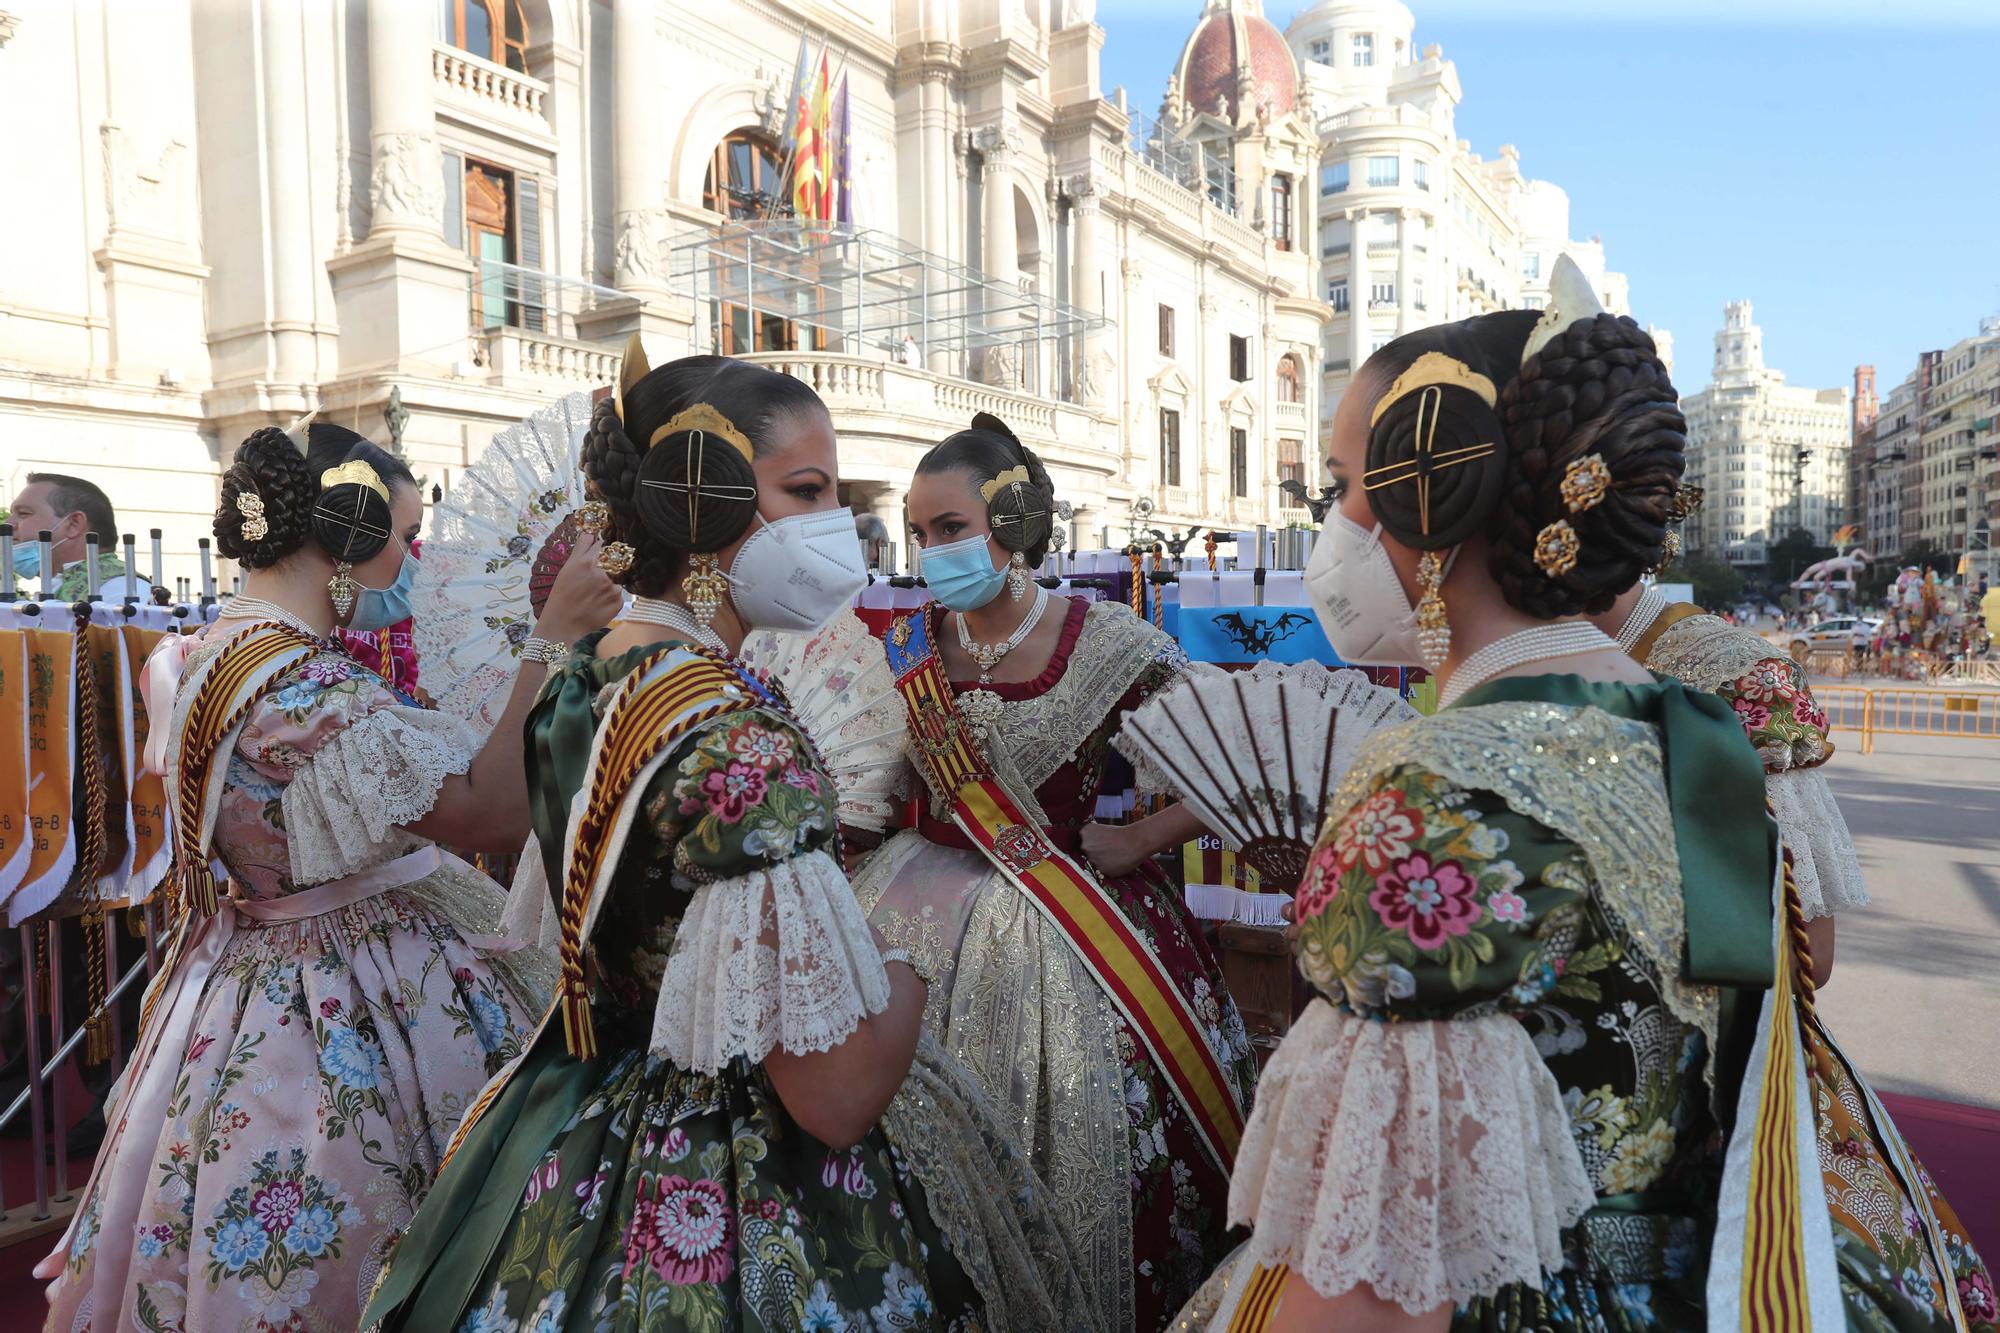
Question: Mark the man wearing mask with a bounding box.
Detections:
[6,472,153,599]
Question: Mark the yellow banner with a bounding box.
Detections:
[121,625,171,901]
[19,627,77,915]
[0,631,27,898]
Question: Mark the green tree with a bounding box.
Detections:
[1657,552,1744,611]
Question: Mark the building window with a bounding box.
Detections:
[1370,210,1398,247]
[1322,217,1350,257]
[1279,438,1305,504]
[439,0,529,73]
[703,130,784,220]
[1414,276,1426,311]
[1370,281,1396,308]
[1366,155,1399,188]
[1414,160,1429,191]
[1308,37,1330,64]
[1230,334,1250,382]
[1320,160,1348,195]
[1522,251,1542,280]
[1352,32,1374,66]
[1271,174,1293,251]
[1231,428,1250,498]
[1160,408,1182,487]
[1277,357,1302,403]
[464,159,518,328]
[1328,279,1349,312]
[1158,304,1175,357]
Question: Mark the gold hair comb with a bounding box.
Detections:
[651,402,755,460]
[980,466,1032,505]
[319,460,390,503]
[1370,353,1498,427]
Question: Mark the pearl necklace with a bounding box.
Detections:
[219,595,325,641]
[623,596,726,653]
[1437,621,1621,709]
[955,585,1050,685]
[1615,584,1670,655]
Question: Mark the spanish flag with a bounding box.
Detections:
[791,51,831,223]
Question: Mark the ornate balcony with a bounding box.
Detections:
[432,45,550,143]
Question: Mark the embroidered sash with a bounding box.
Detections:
[886,609,1246,1171]
[554,650,752,1059]
[14,624,78,923]
[167,624,316,922]
[120,624,172,902]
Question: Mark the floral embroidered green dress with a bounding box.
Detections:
[363,633,1090,1333]
[1206,673,1995,1332]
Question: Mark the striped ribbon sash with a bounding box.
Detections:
[169,625,315,920]
[885,609,1246,1171]
[554,651,748,1060]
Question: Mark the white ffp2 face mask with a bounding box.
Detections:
[726,507,869,633]
[1304,511,1429,668]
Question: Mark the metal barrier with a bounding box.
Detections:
[1806,685,2000,755]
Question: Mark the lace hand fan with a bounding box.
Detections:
[411,391,595,735]
[740,610,907,832]
[1116,662,1417,912]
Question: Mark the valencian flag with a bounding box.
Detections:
[787,43,850,227]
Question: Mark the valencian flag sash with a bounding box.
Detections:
[13,622,78,923]
[553,650,755,1060]
[885,609,1246,1172]
[121,624,172,903]
[0,627,29,905]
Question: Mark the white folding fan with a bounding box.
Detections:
[412,391,595,735]
[740,610,907,833]
[1116,661,1417,919]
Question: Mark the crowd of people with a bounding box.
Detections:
[15,261,1998,1331]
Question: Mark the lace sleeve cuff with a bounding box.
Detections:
[1767,768,1869,920]
[1228,999,1593,1314]
[280,704,480,882]
[653,848,891,1073]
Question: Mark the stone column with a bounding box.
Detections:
[365,0,445,242]
[1346,206,1369,376]
[262,0,316,381]
[611,0,665,292]
[979,128,1017,290]
[1071,175,1104,405]
[1396,207,1415,336]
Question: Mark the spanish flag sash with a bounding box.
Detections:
[166,624,317,921]
[553,649,757,1060]
[885,608,1246,1171]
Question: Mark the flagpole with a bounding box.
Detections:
[767,27,822,222]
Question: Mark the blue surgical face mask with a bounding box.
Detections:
[920,533,1009,612]
[348,541,416,631]
[10,544,43,579]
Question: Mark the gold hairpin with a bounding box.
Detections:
[319,460,390,503]
[236,491,268,542]
[1534,519,1581,577]
[1369,352,1498,427]
[651,403,755,460]
[980,466,1032,505]
[1361,386,1497,537]
[1560,454,1612,514]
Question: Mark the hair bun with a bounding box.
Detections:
[309,472,395,565]
[1491,313,1685,617]
[632,425,760,555]
[214,427,314,569]
[1363,381,1509,552]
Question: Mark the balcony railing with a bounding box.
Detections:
[1275,400,1308,428]
[467,259,626,385]
[433,44,548,122]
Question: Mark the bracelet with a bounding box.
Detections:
[879,947,933,988]
[520,635,568,669]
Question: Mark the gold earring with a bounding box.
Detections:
[328,562,358,618]
[597,541,635,576]
[683,552,727,629]
[1416,551,1450,672]
[1008,551,1029,601]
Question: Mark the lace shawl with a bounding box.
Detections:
[1228,999,1593,1313]
[1766,767,1869,919]
[652,847,890,1073]
[1646,614,1831,770]
[1328,701,1722,1082]
[282,705,482,883]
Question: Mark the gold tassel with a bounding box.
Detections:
[82,908,111,1065]
[560,979,597,1061]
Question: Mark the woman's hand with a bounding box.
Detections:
[532,533,624,646]
[1080,821,1146,877]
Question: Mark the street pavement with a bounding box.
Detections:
[1815,729,2000,1111]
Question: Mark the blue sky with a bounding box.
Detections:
[1095,1,2000,396]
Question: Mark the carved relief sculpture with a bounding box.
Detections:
[369,131,445,234]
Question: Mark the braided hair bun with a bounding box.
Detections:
[215,428,314,568]
[1491,314,1684,617]
[1363,347,1516,552]
[918,413,1059,567]
[579,354,828,597]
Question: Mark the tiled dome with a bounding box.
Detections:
[1177,2,1298,121]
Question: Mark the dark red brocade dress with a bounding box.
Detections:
[856,597,1260,1331]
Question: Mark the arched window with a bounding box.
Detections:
[1270,173,1293,252]
[1277,355,1302,403]
[440,0,529,74]
[703,130,784,220]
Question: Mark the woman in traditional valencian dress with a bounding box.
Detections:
[40,427,618,1332]
[363,352,1090,1333]
[1191,260,1995,1331]
[852,415,1258,1331]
